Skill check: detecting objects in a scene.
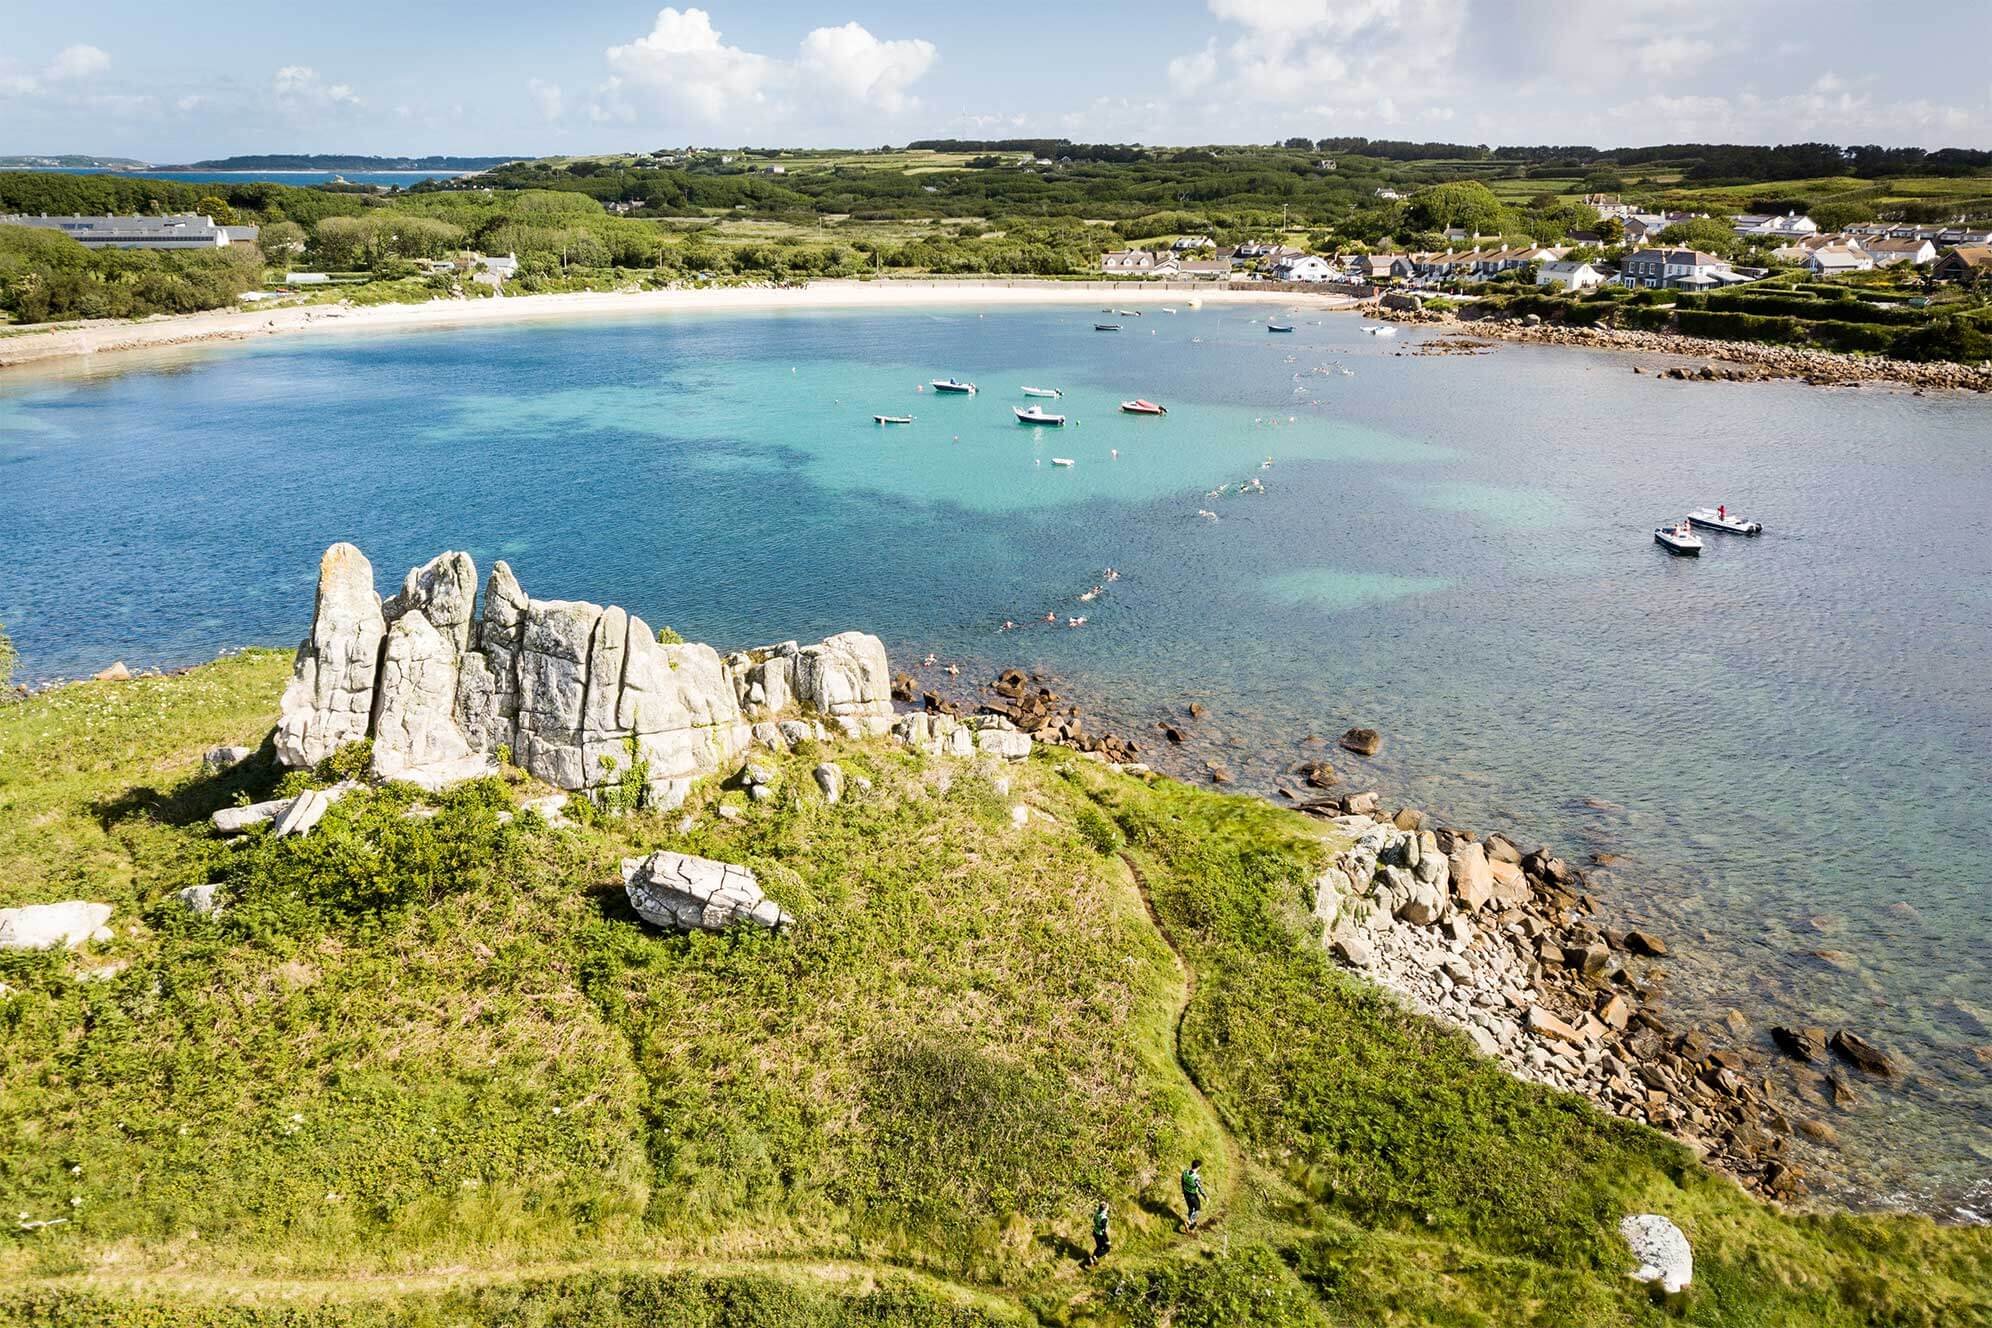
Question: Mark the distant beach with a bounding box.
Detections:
[0,281,1361,372]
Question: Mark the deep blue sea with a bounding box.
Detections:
[23,168,472,188]
[1,304,1987,1216]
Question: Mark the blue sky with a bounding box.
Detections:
[3,1,1988,159]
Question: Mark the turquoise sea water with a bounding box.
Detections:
[1,304,1987,1216]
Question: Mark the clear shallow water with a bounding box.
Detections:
[1,306,1988,1216]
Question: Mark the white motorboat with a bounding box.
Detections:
[873,414,913,425]
[1014,405,1066,426]
[1654,520,1703,556]
[1362,324,1398,337]
[1020,386,1063,398]
[1051,457,1075,466]
[930,378,976,394]
[1687,506,1763,536]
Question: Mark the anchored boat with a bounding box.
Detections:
[930,378,976,394]
[1094,323,1122,332]
[1687,506,1763,536]
[1116,309,1142,317]
[1120,399,1167,415]
[1051,457,1075,466]
[1014,405,1066,426]
[1020,386,1063,398]
[1267,322,1295,333]
[873,414,913,425]
[1654,520,1703,556]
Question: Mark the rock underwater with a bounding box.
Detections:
[275,544,895,805]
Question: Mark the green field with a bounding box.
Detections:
[0,656,1986,1326]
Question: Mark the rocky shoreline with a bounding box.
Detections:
[1376,307,1992,393]
[935,665,1911,1207]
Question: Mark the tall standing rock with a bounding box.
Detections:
[455,561,529,755]
[275,543,387,768]
[371,610,487,786]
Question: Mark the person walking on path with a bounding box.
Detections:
[1181,1159,1206,1232]
[1083,1200,1111,1268]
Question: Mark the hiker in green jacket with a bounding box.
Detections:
[1181,1159,1206,1232]
[1083,1200,1111,1268]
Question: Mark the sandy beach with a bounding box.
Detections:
[0,280,1360,372]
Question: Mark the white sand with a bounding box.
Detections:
[0,280,1365,371]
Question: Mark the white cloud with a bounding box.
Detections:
[46,44,111,82]
[796,22,936,113]
[605,8,776,119]
[601,8,937,124]
[1167,42,1218,95]
[0,42,112,98]
[527,78,564,121]
[1634,36,1714,77]
[176,94,208,112]
[272,65,360,111]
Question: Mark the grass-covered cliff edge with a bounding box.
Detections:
[1,651,1985,1327]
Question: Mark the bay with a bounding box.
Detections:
[1,303,1986,1216]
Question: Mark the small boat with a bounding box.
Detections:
[1116,309,1142,317]
[1020,386,1063,398]
[1362,325,1398,337]
[1095,323,1122,332]
[1687,506,1763,536]
[930,378,976,394]
[1120,399,1167,415]
[873,414,913,425]
[1051,457,1075,467]
[1654,520,1703,556]
[1014,405,1066,426]
[1267,322,1295,333]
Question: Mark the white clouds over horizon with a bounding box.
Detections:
[595,7,936,129]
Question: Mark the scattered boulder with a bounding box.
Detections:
[1771,1025,1829,1063]
[1829,1029,1896,1077]
[1338,727,1382,757]
[813,762,846,804]
[622,851,792,933]
[1619,1214,1692,1294]
[1331,933,1373,967]
[177,884,225,916]
[519,793,572,828]
[203,745,255,774]
[1527,1007,1585,1045]
[1299,760,1337,789]
[0,901,113,951]
[93,661,132,682]
[1624,930,1669,957]
[269,784,352,839]
[212,798,293,835]
[1342,790,1378,815]
[976,728,1033,761]
[1448,841,1494,912]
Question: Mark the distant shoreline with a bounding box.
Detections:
[0,280,1362,372]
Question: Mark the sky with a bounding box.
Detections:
[3,0,1989,160]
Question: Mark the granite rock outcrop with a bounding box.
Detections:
[276,545,894,805]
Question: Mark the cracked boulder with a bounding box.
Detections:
[622,851,793,933]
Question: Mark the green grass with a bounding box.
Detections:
[1,662,1987,1326]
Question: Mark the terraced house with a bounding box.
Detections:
[1617,247,1740,291]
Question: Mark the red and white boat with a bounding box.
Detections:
[1120,399,1167,415]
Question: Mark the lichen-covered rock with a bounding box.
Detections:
[177,884,224,915]
[1619,1213,1692,1293]
[0,901,113,951]
[813,762,846,804]
[275,543,386,767]
[622,851,792,932]
[212,798,291,835]
[203,745,254,774]
[371,610,487,787]
[279,544,885,806]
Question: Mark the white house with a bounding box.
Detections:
[1374,187,1403,201]
[1861,237,1936,267]
[1618,248,1739,290]
[1734,211,1819,239]
[1101,249,1161,275]
[1537,260,1605,290]
[1271,254,1336,282]
[1806,245,1874,276]
[1172,234,1215,252]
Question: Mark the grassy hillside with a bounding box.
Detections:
[0,656,1986,1326]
